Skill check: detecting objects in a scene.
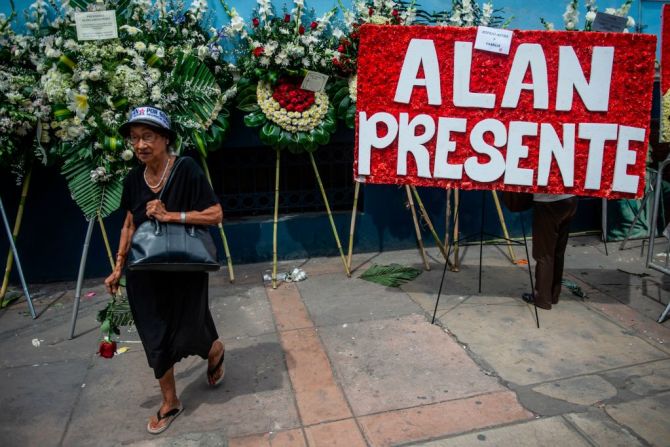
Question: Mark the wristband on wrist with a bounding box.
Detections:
[180,211,186,224]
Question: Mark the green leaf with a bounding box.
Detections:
[0,290,21,309]
[237,92,258,107]
[260,122,280,146]
[337,96,351,120]
[310,128,327,146]
[345,105,356,129]
[244,111,267,128]
[238,103,260,113]
[166,53,225,151]
[61,156,124,219]
[332,85,350,106]
[359,264,422,288]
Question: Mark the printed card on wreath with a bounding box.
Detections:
[354,25,656,199]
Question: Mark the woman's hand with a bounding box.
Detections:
[105,270,122,295]
[146,199,169,222]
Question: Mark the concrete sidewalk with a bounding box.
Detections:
[1,236,669,446]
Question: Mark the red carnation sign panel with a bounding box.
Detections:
[661,4,670,143]
[354,25,656,199]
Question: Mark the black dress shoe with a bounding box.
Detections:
[521,293,552,310]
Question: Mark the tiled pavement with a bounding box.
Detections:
[1,236,670,446]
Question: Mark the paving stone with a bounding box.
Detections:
[413,416,589,447]
[229,429,306,447]
[266,283,313,332]
[358,391,532,447]
[304,419,367,447]
[402,262,534,318]
[298,274,423,327]
[318,315,503,416]
[62,333,299,445]
[120,429,228,446]
[440,298,667,386]
[602,359,670,397]
[209,284,276,339]
[0,359,90,447]
[278,328,351,425]
[565,267,670,324]
[0,312,100,368]
[564,410,645,447]
[605,391,670,446]
[235,431,305,447]
[532,375,618,405]
[564,273,670,351]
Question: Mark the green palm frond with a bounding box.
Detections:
[168,53,227,156]
[61,157,124,219]
[97,291,134,335]
[360,264,422,287]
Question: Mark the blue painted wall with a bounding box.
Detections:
[0,0,662,282]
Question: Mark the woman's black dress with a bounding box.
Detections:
[121,156,219,379]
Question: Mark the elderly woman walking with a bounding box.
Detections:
[105,106,225,434]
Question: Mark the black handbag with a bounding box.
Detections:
[127,158,220,272]
[501,191,534,212]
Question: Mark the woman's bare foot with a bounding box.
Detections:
[207,340,225,386]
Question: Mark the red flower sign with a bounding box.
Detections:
[355,25,656,199]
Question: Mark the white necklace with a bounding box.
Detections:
[144,157,171,190]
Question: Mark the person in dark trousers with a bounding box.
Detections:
[523,194,579,310]
[105,106,225,435]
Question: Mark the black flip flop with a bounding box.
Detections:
[147,405,183,435]
[207,344,225,386]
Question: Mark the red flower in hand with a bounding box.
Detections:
[98,340,117,359]
[284,14,291,22]
[253,46,264,57]
[252,17,260,27]
[299,25,305,35]
[368,7,374,16]
[310,21,318,29]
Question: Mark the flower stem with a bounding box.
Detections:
[273,149,281,289]
[411,185,454,269]
[309,152,350,276]
[97,215,114,271]
[199,155,235,283]
[346,181,360,276]
[491,190,516,262]
[0,165,32,300]
[406,185,430,271]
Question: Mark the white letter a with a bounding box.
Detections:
[394,39,442,105]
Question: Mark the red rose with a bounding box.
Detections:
[98,340,117,359]
[299,25,305,35]
[368,7,373,16]
[284,14,291,22]
[392,9,399,17]
[253,46,264,57]
[310,21,318,29]
[338,45,345,53]
[252,17,260,27]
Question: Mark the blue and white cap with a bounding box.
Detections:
[119,106,177,141]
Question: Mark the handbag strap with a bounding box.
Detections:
[157,156,184,202]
